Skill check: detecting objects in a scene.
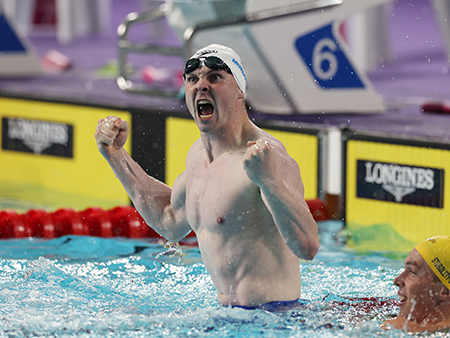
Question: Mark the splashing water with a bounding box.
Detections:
[0,222,447,337]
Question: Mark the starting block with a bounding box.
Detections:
[0,2,41,76]
[167,0,389,114]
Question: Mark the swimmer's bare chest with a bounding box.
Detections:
[185,152,263,236]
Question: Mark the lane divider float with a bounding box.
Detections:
[0,199,328,239]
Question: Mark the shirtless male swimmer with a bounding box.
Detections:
[382,236,450,333]
[95,44,320,310]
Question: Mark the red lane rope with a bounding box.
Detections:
[0,206,178,240]
[0,199,327,240]
[326,296,400,313]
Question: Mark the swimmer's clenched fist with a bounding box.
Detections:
[95,116,130,159]
[243,139,276,187]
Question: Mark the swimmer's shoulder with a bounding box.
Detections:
[382,317,450,333]
[434,319,450,332]
[257,129,287,151]
[187,139,204,154]
[185,139,205,164]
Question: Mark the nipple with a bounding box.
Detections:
[217,217,224,224]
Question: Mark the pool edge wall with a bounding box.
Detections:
[0,96,323,212]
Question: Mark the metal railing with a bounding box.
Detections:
[116,0,343,97]
[116,4,185,97]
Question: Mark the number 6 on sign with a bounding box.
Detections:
[295,24,364,89]
[312,38,338,81]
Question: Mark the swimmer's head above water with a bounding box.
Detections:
[382,235,450,333]
[183,44,247,94]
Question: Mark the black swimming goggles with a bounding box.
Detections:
[183,56,231,79]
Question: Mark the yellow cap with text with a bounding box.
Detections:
[415,236,450,289]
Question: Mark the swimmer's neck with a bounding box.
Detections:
[405,304,450,326]
[200,119,259,160]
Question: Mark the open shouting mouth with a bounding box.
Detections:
[197,99,214,120]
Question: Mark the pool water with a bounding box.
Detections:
[0,221,447,338]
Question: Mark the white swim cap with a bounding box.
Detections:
[187,44,247,94]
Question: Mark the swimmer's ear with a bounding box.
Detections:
[439,285,450,301]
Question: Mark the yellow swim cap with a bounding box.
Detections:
[415,236,450,289]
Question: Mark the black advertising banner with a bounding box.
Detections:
[356,160,444,208]
[2,117,73,158]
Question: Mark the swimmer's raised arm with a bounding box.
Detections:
[243,138,320,260]
[95,116,191,242]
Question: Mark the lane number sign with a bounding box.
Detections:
[295,24,364,89]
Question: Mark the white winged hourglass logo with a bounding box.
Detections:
[359,160,441,206]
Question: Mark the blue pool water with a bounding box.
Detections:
[0,221,446,337]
